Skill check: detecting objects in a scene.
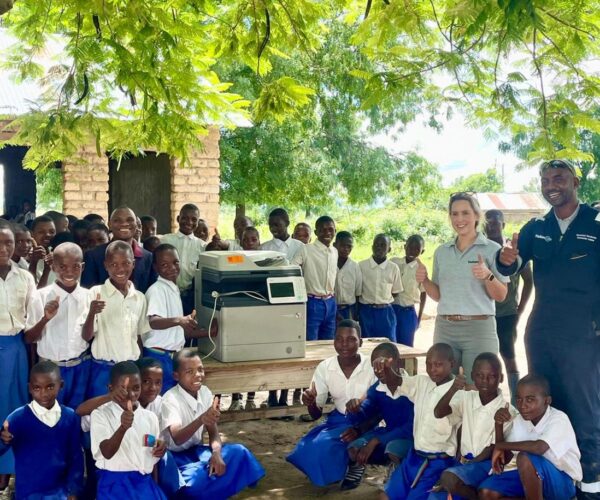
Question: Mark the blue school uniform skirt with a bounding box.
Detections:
[143,347,176,394]
[171,444,265,499]
[0,333,28,474]
[385,448,458,500]
[348,431,413,465]
[52,354,91,409]
[478,453,576,500]
[426,460,491,500]
[286,410,352,486]
[359,304,397,341]
[97,470,166,500]
[393,304,419,346]
[87,359,115,398]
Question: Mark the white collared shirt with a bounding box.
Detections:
[145,396,163,419]
[17,257,29,270]
[291,240,338,295]
[144,277,186,351]
[83,279,150,362]
[26,283,90,361]
[391,257,425,307]
[311,354,377,414]
[29,400,62,427]
[91,401,160,473]
[555,203,580,234]
[260,237,304,261]
[399,374,459,455]
[160,232,205,291]
[161,384,214,452]
[335,258,362,306]
[506,406,582,481]
[358,257,403,305]
[225,239,242,251]
[0,261,36,335]
[449,390,517,457]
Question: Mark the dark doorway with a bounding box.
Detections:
[0,146,36,219]
[108,152,172,234]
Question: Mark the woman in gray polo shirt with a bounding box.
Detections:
[416,192,509,380]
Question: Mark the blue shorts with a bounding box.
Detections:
[306,296,337,341]
[478,453,576,500]
[445,459,492,487]
[358,304,396,341]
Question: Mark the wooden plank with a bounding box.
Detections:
[219,403,336,423]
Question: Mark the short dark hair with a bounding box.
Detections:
[144,236,162,252]
[473,352,502,374]
[173,348,201,372]
[140,215,157,225]
[315,215,335,229]
[44,210,66,226]
[72,219,91,233]
[485,209,504,222]
[373,233,391,244]
[242,226,259,236]
[11,223,30,235]
[335,231,353,242]
[135,357,163,374]
[50,232,75,247]
[406,234,425,246]
[518,373,551,397]
[268,208,289,224]
[31,215,55,232]
[337,318,361,338]
[31,360,61,379]
[428,342,455,362]
[152,243,177,263]
[372,342,399,360]
[87,222,109,235]
[110,361,140,385]
[105,240,133,259]
[83,213,104,223]
[180,204,200,214]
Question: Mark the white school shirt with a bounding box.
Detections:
[391,257,425,307]
[29,400,61,427]
[310,354,377,414]
[335,258,362,306]
[91,401,160,474]
[17,257,29,270]
[291,240,338,296]
[449,390,517,458]
[84,279,150,362]
[399,374,459,456]
[144,277,186,351]
[506,406,582,481]
[225,239,242,251]
[358,258,403,305]
[260,237,304,261]
[0,261,36,335]
[160,232,205,291]
[26,283,90,361]
[161,384,214,452]
[145,396,163,419]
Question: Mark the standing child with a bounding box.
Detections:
[90,361,167,499]
[29,215,57,288]
[333,231,362,321]
[478,374,582,500]
[241,227,261,251]
[11,224,33,270]
[260,208,304,261]
[292,222,312,245]
[343,342,414,490]
[25,242,91,409]
[429,352,515,499]
[82,240,150,398]
[193,219,209,244]
[161,204,206,314]
[0,222,36,490]
[144,244,207,393]
[141,216,158,242]
[291,216,338,340]
[381,343,460,500]
[358,234,403,341]
[86,223,110,251]
[161,348,265,498]
[211,216,253,251]
[390,234,427,347]
[0,361,84,499]
[286,320,377,486]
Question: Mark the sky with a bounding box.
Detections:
[371,114,539,193]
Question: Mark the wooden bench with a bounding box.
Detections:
[203,338,426,422]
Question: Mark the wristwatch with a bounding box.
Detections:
[487,273,495,282]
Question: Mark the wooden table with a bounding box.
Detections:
[203,338,426,422]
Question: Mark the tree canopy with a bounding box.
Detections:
[2,0,600,180]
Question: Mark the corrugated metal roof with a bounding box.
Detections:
[476,192,548,211]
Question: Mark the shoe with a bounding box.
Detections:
[228,399,244,411]
[340,463,365,490]
[299,413,316,422]
[245,400,257,411]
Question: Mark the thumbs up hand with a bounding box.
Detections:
[494,402,513,425]
[44,295,60,321]
[499,233,520,266]
[472,254,492,280]
[1,421,13,445]
[415,258,428,284]
[453,366,467,391]
[302,382,318,407]
[121,399,135,430]
[90,293,106,315]
[200,397,221,427]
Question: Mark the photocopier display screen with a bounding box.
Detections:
[269,281,295,298]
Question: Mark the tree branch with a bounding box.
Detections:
[530,28,548,136]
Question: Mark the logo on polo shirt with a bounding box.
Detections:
[576,233,597,242]
[534,234,552,243]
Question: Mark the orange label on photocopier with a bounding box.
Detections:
[227,255,244,264]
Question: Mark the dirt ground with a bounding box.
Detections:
[222,294,533,499]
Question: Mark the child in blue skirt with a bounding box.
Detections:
[287,319,377,487]
[161,348,265,499]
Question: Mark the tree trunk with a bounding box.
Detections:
[0,0,15,15]
[235,203,246,218]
